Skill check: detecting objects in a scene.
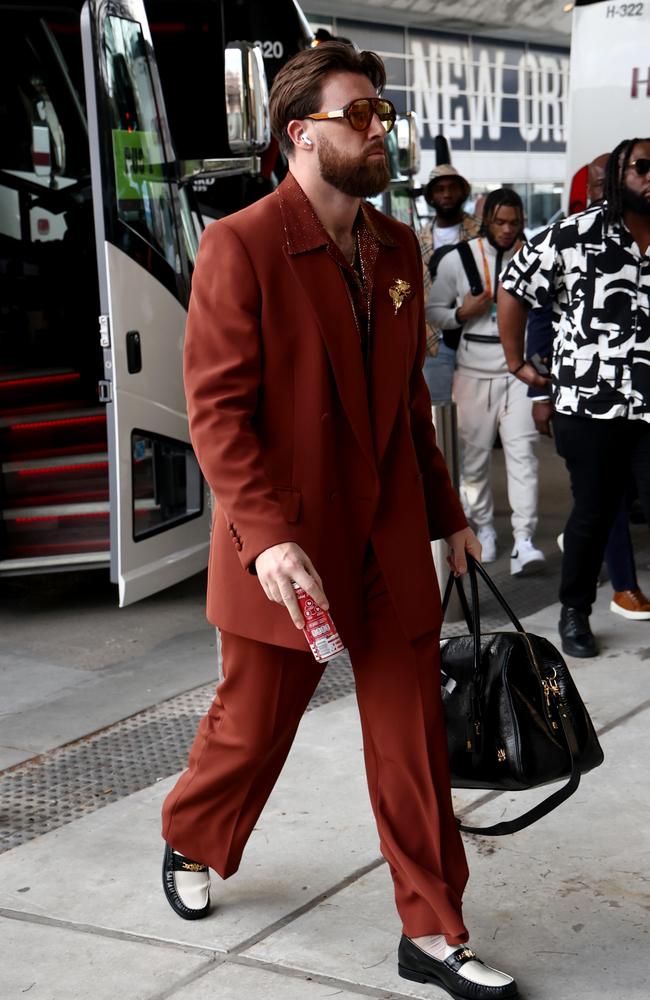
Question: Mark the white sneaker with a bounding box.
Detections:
[476,526,497,563]
[511,537,545,576]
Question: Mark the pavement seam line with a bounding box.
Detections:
[227,952,420,999]
[225,856,386,957]
[0,676,219,779]
[143,956,226,1000]
[0,906,410,1000]
[593,694,650,737]
[0,907,224,957]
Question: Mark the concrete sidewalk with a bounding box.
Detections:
[2,579,650,1000]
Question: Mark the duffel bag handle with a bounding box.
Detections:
[442,555,525,636]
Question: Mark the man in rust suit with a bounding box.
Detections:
[161,42,517,1000]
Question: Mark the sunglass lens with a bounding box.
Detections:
[376,100,396,133]
[348,100,373,131]
[635,158,650,176]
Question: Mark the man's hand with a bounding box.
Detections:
[532,399,554,437]
[444,526,482,577]
[511,360,550,390]
[255,542,327,629]
[456,289,492,324]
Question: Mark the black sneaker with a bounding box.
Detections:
[162,843,211,920]
[559,606,598,658]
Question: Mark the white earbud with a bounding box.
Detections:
[301,135,313,146]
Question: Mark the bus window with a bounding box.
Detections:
[103,15,181,273]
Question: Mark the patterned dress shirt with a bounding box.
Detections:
[286,172,382,380]
[501,204,650,421]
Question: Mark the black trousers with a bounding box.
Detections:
[554,414,650,614]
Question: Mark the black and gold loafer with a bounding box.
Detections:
[398,936,518,999]
[162,843,211,920]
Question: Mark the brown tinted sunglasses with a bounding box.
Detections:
[305,97,396,134]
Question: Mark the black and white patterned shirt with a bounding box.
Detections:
[501,205,650,421]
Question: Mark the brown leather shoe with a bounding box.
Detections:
[610,589,650,620]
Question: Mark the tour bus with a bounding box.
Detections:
[565,0,650,210]
[0,0,312,604]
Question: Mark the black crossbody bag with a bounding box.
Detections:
[440,556,604,836]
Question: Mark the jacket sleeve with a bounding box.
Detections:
[409,232,468,540]
[183,220,303,572]
[426,248,463,331]
[526,300,554,400]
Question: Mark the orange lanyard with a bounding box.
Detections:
[478,239,492,297]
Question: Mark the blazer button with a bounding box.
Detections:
[329,491,338,501]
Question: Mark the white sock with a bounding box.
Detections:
[411,934,447,960]
[410,936,514,988]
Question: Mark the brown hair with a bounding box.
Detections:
[269,42,387,157]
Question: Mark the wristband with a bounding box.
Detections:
[510,360,526,375]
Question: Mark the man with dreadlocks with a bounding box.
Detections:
[428,188,545,575]
[498,137,650,658]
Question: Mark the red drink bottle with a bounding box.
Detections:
[292,583,346,663]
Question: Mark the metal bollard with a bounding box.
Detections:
[431,402,464,623]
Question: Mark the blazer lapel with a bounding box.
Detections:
[287,248,375,470]
[370,244,412,464]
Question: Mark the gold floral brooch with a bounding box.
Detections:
[389,278,411,315]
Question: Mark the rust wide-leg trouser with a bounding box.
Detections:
[161,559,469,942]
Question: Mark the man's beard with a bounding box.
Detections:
[622,185,650,216]
[317,133,390,198]
[486,231,518,251]
[434,198,465,223]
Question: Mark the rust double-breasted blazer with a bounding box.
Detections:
[183,174,467,651]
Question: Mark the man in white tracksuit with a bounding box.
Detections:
[427,188,544,575]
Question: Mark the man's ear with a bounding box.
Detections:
[286,119,312,151]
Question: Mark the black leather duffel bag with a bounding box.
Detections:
[440,556,604,835]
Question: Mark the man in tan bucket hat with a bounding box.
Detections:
[418,165,479,402]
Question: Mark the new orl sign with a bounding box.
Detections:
[329,20,569,157]
[410,39,569,152]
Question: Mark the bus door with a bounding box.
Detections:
[80,0,209,605]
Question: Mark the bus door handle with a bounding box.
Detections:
[126,330,142,373]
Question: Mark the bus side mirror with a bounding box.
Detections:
[396,112,420,177]
[31,123,52,178]
[225,42,270,155]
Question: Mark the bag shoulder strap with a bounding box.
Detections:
[427,242,457,281]
[456,239,483,296]
[457,700,582,836]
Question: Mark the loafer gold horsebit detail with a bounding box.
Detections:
[454,948,477,962]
